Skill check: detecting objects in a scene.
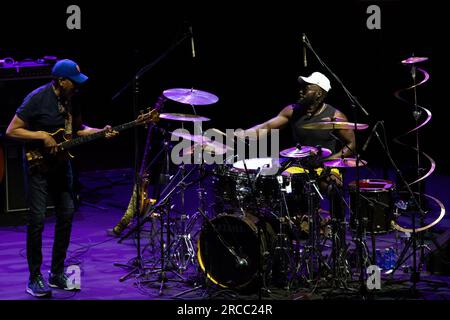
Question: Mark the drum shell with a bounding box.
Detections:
[349,180,395,234]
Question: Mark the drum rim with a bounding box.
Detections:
[349,179,395,192]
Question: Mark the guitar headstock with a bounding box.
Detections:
[137,108,160,124]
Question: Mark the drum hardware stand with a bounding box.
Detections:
[169,161,213,274]
[369,122,447,293]
[135,165,203,296]
[169,121,195,272]
[326,178,354,289]
[116,143,193,288]
[172,207,241,299]
[323,134,365,277]
[138,200,186,296]
[271,173,298,290]
[299,174,331,285]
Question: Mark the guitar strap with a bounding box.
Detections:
[57,97,73,139]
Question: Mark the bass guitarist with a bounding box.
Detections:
[5,59,117,297]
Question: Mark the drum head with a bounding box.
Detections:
[197,214,266,289]
[232,158,279,173]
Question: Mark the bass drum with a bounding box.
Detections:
[197,213,275,290]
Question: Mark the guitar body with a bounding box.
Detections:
[25,128,74,174]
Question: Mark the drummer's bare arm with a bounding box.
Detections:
[329,110,356,159]
[244,105,293,139]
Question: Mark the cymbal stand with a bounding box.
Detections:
[137,164,200,296]
[328,121,374,284]
[326,176,353,288]
[169,120,197,272]
[298,173,329,285]
[326,132,373,273]
[271,172,297,290]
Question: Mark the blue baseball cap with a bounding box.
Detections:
[52,59,88,84]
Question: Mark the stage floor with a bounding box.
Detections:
[1,167,449,300]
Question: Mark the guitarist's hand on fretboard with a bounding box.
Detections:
[102,125,119,139]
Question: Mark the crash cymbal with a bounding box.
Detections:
[323,158,367,168]
[180,144,228,156]
[302,121,369,130]
[280,145,332,158]
[160,113,210,122]
[401,56,428,65]
[163,88,219,105]
[171,131,230,155]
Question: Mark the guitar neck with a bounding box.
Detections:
[61,120,141,150]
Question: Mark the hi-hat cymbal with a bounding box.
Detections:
[171,131,231,155]
[160,113,210,122]
[302,121,369,130]
[280,145,332,158]
[401,56,428,65]
[163,88,219,105]
[323,158,367,168]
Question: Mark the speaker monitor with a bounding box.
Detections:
[1,141,29,213]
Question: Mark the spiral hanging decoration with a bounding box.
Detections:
[391,58,446,233]
[393,64,435,187]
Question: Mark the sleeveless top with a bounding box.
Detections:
[290,103,338,153]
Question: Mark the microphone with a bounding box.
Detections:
[236,257,248,268]
[362,121,382,152]
[302,33,307,68]
[189,26,196,58]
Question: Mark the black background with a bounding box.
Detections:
[0,1,446,174]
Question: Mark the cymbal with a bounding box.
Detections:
[401,56,428,65]
[280,146,332,158]
[323,158,367,168]
[180,144,228,156]
[163,88,219,105]
[171,131,230,155]
[302,121,369,130]
[160,113,210,122]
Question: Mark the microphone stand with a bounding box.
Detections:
[112,31,192,282]
[303,34,370,297]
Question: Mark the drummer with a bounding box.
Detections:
[239,72,356,223]
[241,71,355,161]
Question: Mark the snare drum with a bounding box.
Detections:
[349,179,395,234]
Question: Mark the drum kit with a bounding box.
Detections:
[129,86,413,296]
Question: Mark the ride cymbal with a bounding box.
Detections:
[163,88,219,105]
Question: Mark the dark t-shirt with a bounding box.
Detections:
[290,103,338,153]
[16,82,80,133]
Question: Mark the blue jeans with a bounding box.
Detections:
[26,160,75,279]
